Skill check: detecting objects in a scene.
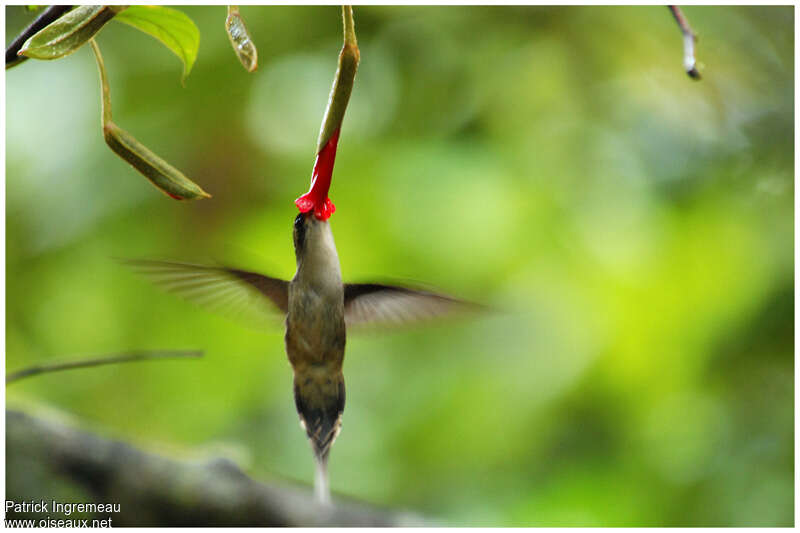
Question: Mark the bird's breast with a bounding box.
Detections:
[285,281,346,370]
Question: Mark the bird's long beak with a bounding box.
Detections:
[295,128,340,221]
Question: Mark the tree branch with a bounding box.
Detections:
[6,409,427,526]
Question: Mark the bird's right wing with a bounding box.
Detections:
[122,259,289,327]
[343,283,481,329]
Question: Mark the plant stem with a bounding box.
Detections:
[6,350,203,385]
[343,5,356,48]
[316,5,360,153]
[89,38,113,127]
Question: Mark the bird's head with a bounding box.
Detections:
[293,368,345,462]
[292,211,313,256]
[292,212,340,276]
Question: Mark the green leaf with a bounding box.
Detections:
[114,6,200,82]
[18,6,127,60]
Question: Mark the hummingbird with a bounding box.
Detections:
[125,201,476,504]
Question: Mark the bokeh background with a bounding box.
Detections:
[5,5,793,526]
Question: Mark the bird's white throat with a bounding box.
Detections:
[296,220,342,291]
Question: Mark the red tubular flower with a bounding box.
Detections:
[295,128,340,221]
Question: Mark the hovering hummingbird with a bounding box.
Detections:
[125,188,476,504]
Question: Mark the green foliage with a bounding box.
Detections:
[18,5,125,60]
[10,6,207,200]
[15,4,200,82]
[5,5,794,526]
[114,5,200,82]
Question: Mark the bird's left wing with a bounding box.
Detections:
[122,259,289,326]
[343,283,481,329]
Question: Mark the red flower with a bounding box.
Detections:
[295,128,340,221]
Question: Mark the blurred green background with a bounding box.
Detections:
[5,5,793,526]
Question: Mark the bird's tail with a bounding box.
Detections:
[314,453,331,506]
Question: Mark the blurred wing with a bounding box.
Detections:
[343,283,480,328]
[123,259,289,326]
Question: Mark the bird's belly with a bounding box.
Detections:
[285,285,345,370]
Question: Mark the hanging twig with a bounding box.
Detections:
[89,38,211,200]
[6,350,203,385]
[5,5,73,69]
[668,6,701,80]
